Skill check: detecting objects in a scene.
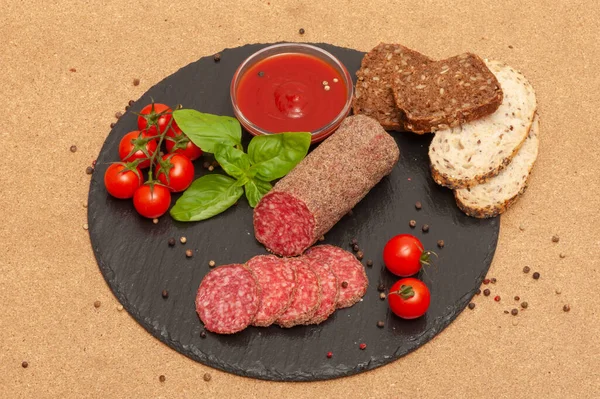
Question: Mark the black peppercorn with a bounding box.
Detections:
[377,283,385,292]
[366,259,373,267]
[213,53,221,62]
[523,266,530,274]
[299,28,305,34]
[415,201,422,210]
[422,224,429,232]
[200,330,207,338]
[468,303,475,310]
[168,238,176,247]
[483,289,490,296]
[409,220,416,228]
[377,321,385,328]
[85,166,94,175]
[533,272,540,280]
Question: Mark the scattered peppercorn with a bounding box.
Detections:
[162,290,169,299]
[356,251,364,260]
[366,260,373,267]
[92,160,96,166]
[552,235,559,243]
[117,305,124,311]
[185,249,193,258]
[559,253,566,259]
[409,220,416,228]
[523,266,530,274]
[203,161,210,169]
[379,292,386,300]
[359,343,367,350]
[350,238,358,246]
[83,223,89,230]
[511,308,518,316]
[491,278,497,284]
[532,272,540,280]
[115,111,123,119]
[213,53,221,62]
[326,351,332,358]
[483,289,490,296]
[415,201,422,210]
[110,122,116,128]
[494,295,501,302]
[200,330,207,338]
[152,218,159,224]
[133,78,140,86]
[22,361,28,368]
[299,28,305,35]
[203,373,212,381]
[521,302,528,309]
[208,165,215,172]
[377,284,385,292]
[86,166,94,175]
[483,279,490,285]
[468,303,475,310]
[555,289,562,295]
[208,260,216,267]
[514,296,520,301]
[377,321,385,328]
[168,238,176,247]
[128,100,135,106]
[180,237,187,244]
[125,105,130,111]
[341,281,348,288]
[94,300,101,308]
[159,375,166,382]
[563,304,571,312]
[519,224,525,231]
[476,289,481,295]
[422,224,429,232]
[319,235,325,242]
[70,145,77,153]
[504,310,509,314]
[437,240,444,248]
[352,244,359,252]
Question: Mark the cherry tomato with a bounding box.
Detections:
[165,123,203,160]
[133,183,171,218]
[118,130,157,169]
[104,163,143,199]
[157,153,195,192]
[137,103,172,137]
[388,278,431,319]
[383,234,432,277]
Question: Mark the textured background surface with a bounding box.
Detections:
[1,0,599,398]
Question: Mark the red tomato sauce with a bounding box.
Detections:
[235,53,347,133]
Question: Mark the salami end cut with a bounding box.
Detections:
[195,264,261,334]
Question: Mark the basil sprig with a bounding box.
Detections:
[170,110,311,222]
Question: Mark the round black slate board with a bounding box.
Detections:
[88,43,499,382]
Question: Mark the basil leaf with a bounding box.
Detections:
[248,132,311,181]
[170,174,243,222]
[244,178,272,208]
[172,109,242,153]
[214,143,252,180]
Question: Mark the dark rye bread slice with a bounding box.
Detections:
[392,53,503,133]
[352,43,432,131]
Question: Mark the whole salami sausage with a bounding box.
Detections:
[254,115,400,257]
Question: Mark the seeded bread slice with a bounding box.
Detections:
[352,43,432,131]
[429,60,537,189]
[392,53,503,133]
[454,114,539,218]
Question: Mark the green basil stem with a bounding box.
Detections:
[146,110,176,183]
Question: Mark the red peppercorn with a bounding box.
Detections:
[359,343,367,350]
[483,279,490,285]
[326,351,332,358]
[494,295,501,302]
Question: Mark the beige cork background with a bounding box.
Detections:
[1,0,599,398]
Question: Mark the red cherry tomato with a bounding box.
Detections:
[118,130,157,169]
[103,163,143,199]
[133,184,171,218]
[157,153,195,192]
[137,103,172,137]
[383,234,432,277]
[388,278,431,319]
[165,123,203,161]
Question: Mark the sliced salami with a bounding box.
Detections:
[246,255,297,327]
[195,264,261,334]
[276,258,321,328]
[305,245,368,309]
[302,253,339,325]
[253,115,400,257]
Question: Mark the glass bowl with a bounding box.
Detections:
[230,43,353,143]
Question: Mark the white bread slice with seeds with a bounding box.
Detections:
[429,60,537,189]
[454,114,539,218]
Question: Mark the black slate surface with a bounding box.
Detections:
[87,43,499,382]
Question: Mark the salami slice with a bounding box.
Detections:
[253,115,400,256]
[305,245,368,309]
[195,264,261,334]
[302,253,339,325]
[276,258,321,328]
[246,255,297,327]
